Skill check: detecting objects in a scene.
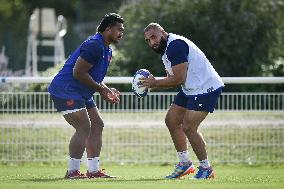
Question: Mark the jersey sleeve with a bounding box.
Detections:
[80,41,102,66]
[166,39,189,67]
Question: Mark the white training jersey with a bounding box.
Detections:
[161,33,224,95]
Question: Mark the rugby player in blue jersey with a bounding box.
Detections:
[48,13,124,179]
[141,23,224,179]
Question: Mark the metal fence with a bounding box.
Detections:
[1,92,283,112]
[0,92,283,163]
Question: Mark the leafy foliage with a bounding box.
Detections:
[0,0,283,92]
[118,0,284,78]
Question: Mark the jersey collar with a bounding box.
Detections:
[160,34,170,56]
[93,33,111,49]
[94,33,104,43]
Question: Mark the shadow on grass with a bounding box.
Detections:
[97,178,167,182]
[18,177,167,183]
[18,177,65,182]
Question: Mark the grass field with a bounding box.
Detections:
[0,163,283,189]
[0,112,283,188]
[0,111,283,163]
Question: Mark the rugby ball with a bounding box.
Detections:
[132,69,151,98]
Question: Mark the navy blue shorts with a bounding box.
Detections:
[173,87,223,113]
[50,95,96,113]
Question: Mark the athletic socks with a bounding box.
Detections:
[87,157,100,173]
[177,151,191,165]
[199,159,211,168]
[68,157,81,173]
[177,151,211,168]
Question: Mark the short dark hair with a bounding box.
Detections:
[144,23,164,33]
[97,13,124,32]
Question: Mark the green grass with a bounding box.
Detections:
[0,111,283,163]
[1,111,284,122]
[0,126,283,163]
[0,111,283,186]
[0,164,283,189]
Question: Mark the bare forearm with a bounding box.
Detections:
[100,82,110,90]
[143,63,187,89]
[74,72,104,92]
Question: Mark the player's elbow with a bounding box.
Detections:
[174,76,186,85]
[176,78,184,85]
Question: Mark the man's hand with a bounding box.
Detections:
[139,74,157,89]
[109,88,120,103]
[99,87,119,104]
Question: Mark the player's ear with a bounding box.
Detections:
[105,26,112,33]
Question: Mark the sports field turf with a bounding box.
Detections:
[1,111,283,163]
[0,164,283,189]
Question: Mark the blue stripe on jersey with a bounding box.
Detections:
[48,33,112,100]
[166,39,189,66]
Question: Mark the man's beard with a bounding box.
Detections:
[110,37,119,44]
[152,36,167,54]
[110,35,122,44]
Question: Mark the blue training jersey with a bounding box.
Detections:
[48,33,112,100]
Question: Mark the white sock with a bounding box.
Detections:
[177,151,191,164]
[68,157,81,173]
[87,157,100,173]
[199,159,211,168]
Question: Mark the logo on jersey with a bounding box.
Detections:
[66,99,74,107]
[207,87,214,93]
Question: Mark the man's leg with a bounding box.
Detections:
[86,107,104,158]
[63,109,91,178]
[165,104,187,152]
[85,107,103,175]
[164,104,195,179]
[182,110,208,161]
[64,109,91,158]
[182,110,215,179]
[85,107,116,178]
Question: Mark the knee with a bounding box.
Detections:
[90,121,104,135]
[76,125,90,137]
[165,116,176,131]
[165,116,171,127]
[165,113,180,127]
[94,120,104,129]
[182,121,198,134]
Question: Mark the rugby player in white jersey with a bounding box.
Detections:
[141,23,224,179]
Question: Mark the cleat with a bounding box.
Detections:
[165,162,195,179]
[194,166,215,179]
[64,170,87,179]
[86,169,117,178]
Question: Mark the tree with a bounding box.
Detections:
[118,0,284,79]
[0,0,124,72]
